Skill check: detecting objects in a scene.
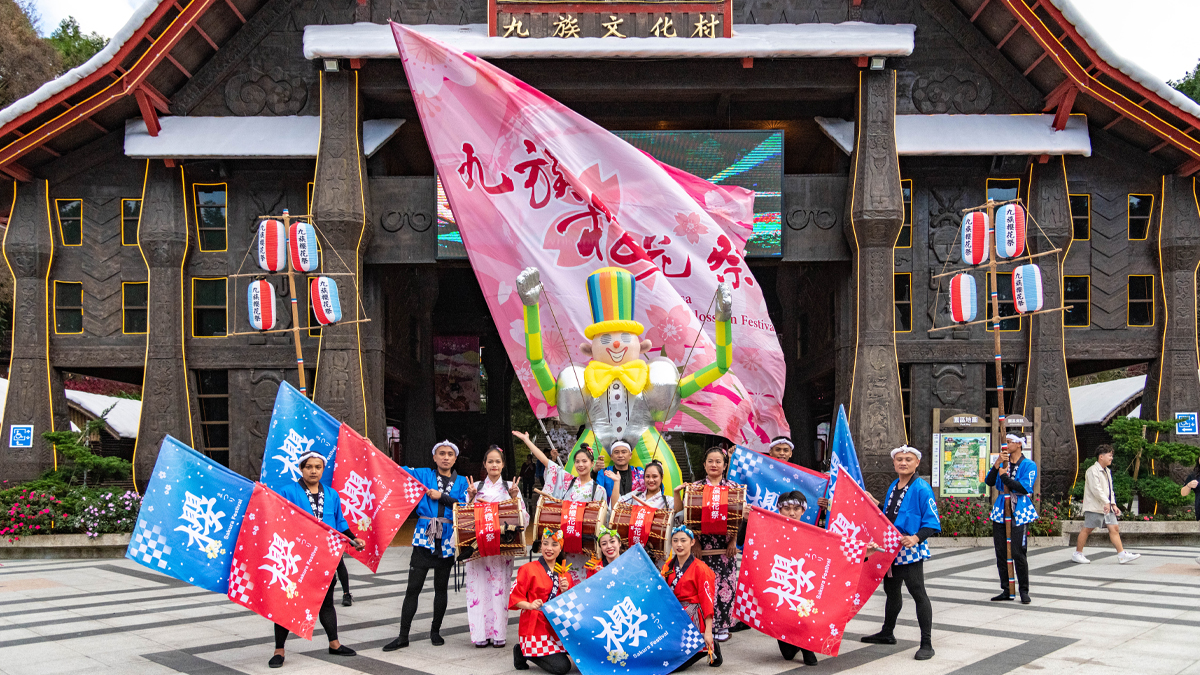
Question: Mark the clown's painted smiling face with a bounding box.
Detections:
[581,331,652,366]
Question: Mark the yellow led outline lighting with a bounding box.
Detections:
[54,198,83,247]
[1061,275,1090,328]
[1069,193,1090,241]
[190,277,228,339]
[51,280,84,335]
[121,198,142,247]
[192,182,229,253]
[1127,193,1154,241]
[122,281,149,334]
[1126,275,1155,328]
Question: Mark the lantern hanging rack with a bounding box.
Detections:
[225,318,373,337]
[959,198,1022,214]
[926,305,1072,332]
[930,247,1064,280]
[227,271,360,279]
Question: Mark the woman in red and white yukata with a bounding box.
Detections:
[663,525,721,670]
[585,525,622,578]
[464,445,529,649]
[509,528,575,675]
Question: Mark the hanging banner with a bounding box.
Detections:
[701,484,729,535]
[247,279,277,331]
[475,501,503,557]
[561,500,588,554]
[257,219,288,273]
[260,381,340,493]
[961,212,989,266]
[1012,264,1044,313]
[949,273,977,323]
[995,203,1026,259]
[434,336,482,412]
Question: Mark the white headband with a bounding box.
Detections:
[433,440,460,457]
[610,441,632,453]
[297,450,325,467]
[890,445,923,461]
[1005,434,1029,448]
[770,438,795,450]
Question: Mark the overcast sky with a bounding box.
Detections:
[29,0,1200,84]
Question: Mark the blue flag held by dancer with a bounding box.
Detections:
[543,545,705,675]
[259,381,339,492]
[827,405,864,502]
[728,445,827,524]
[126,435,254,593]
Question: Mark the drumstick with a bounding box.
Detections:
[632,495,654,509]
[534,488,558,501]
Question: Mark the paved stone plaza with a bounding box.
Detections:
[1,544,1199,675]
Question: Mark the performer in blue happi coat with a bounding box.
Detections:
[270,451,366,669]
[384,440,469,651]
[861,445,940,661]
[986,433,1038,604]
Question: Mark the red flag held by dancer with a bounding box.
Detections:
[332,425,427,572]
[227,484,348,640]
[827,470,904,601]
[734,507,864,656]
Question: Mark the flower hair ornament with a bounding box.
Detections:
[671,525,696,540]
[542,527,564,545]
[596,524,620,543]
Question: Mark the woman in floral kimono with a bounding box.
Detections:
[510,528,575,674]
[464,445,528,648]
[619,460,675,511]
[514,430,608,582]
[673,447,742,642]
[663,526,720,670]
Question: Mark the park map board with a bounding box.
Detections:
[938,433,990,497]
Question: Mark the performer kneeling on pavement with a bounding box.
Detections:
[586,525,623,577]
[465,445,529,648]
[510,529,575,674]
[663,526,721,670]
[861,446,940,661]
[775,491,820,666]
[385,440,468,651]
[986,434,1038,604]
[269,451,366,669]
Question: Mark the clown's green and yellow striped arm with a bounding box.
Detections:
[678,316,733,398]
[523,303,558,407]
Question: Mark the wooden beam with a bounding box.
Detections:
[1177,158,1200,177]
[1023,50,1049,76]
[1042,79,1074,111]
[1103,115,1125,131]
[134,88,161,136]
[165,53,193,78]
[0,163,32,182]
[36,144,61,158]
[970,0,991,22]
[996,22,1022,50]
[1149,140,1170,154]
[139,81,171,113]
[1052,85,1077,130]
[223,0,246,22]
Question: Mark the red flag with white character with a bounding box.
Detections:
[332,424,427,572]
[734,507,864,656]
[827,471,903,602]
[227,483,348,639]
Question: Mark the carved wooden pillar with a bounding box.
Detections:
[1144,176,1200,446]
[845,69,907,496]
[2,180,67,480]
[361,266,386,446]
[1017,158,1077,492]
[403,266,438,465]
[312,70,372,434]
[135,161,195,482]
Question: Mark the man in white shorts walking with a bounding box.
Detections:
[1073,445,1140,564]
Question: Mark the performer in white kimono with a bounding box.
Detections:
[465,445,529,648]
[513,430,608,583]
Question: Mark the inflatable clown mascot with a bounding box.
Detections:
[516,266,734,493]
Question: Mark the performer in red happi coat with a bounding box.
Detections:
[510,528,575,674]
[662,525,721,670]
[585,526,623,578]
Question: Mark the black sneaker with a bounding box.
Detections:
[860,632,897,645]
[342,593,353,607]
[990,592,1013,602]
[382,635,409,651]
[1020,592,1031,605]
[513,644,530,670]
[430,632,445,646]
[914,646,935,660]
[328,645,356,656]
[268,654,284,669]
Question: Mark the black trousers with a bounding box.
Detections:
[992,521,1029,593]
[400,545,454,635]
[275,578,337,648]
[674,643,721,671]
[777,640,815,662]
[513,644,573,675]
[337,558,349,594]
[881,561,932,647]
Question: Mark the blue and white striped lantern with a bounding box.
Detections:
[949,273,977,323]
[1012,264,1044,313]
[247,279,277,331]
[289,221,319,273]
[309,276,342,325]
[995,203,1026,259]
[256,219,287,273]
[962,212,990,265]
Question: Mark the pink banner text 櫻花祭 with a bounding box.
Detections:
[389,23,788,449]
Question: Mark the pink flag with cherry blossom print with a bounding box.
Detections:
[389,23,788,449]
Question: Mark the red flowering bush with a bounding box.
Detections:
[0,488,64,543]
[937,497,992,537]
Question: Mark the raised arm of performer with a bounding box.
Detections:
[663,526,721,670]
[517,268,558,407]
[510,529,574,674]
[513,429,555,470]
[678,283,734,398]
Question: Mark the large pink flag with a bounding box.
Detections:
[390,23,788,448]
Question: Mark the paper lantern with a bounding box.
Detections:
[247,279,277,331]
[310,276,342,325]
[256,219,287,273]
[996,203,1026,259]
[289,221,319,272]
[949,273,977,323]
[961,212,990,265]
[1012,264,1044,313]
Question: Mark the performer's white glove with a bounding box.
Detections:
[715,282,733,322]
[517,268,543,307]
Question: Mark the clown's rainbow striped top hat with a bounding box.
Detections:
[584,267,645,339]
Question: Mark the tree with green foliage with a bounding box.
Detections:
[46,16,107,72]
[0,0,62,107]
[1073,417,1200,511]
[1171,60,1200,104]
[41,403,133,486]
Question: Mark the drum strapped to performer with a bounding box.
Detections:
[681,483,746,556]
[533,491,608,556]
[452,498,527,561]
[608,500,672,559]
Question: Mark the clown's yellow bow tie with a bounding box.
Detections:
[583,360,649,398]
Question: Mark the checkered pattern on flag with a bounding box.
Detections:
[227,483,349,640]
[260,381,340,494]
[125,435,254,593]
[541,545,704,675]
[727,446,828,524]
[827,470,902,602]
[734,507,863,657]
[332,424,426,572]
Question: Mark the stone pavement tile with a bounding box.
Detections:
[84,631,167,660]
[973,606,1087,634]
[131,621,241,648]
[1085,650,1197,675]
[1,653,111,675]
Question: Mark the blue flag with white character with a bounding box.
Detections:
[260,381,339,493]
[826,405,864,504]
[728,445,827,525]
[543,545,705,675]
[126,435,254,593]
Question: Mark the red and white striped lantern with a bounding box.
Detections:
[961,212,990,266]
[995,203,1026,259]
[309,276,342,325]
[949,273,977,323]
[1012,264,1044,313]
[256,219,287,273]
[247,279,277,331]
[289,221,319,272]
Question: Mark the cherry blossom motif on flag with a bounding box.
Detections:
[826,472,903,604]
[734,507,864,656]
[389,23,788,451]
[332,424,427,572]
[227,483,348,640]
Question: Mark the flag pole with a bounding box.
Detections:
[985,198,1016,599]
[281,209,310,399]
